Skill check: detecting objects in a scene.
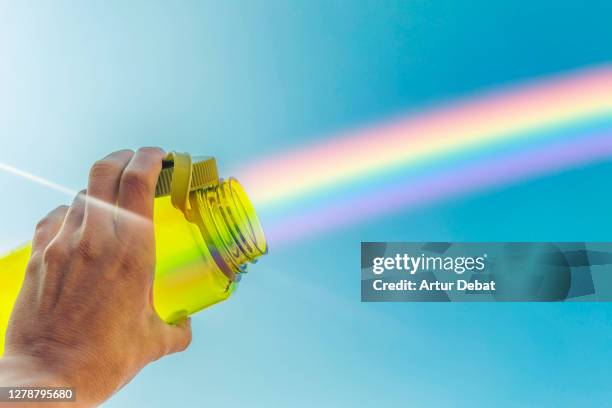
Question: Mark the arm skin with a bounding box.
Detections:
[0,148,192,407]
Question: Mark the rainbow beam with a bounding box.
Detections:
[237,65,612,243]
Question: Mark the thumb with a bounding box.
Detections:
[161,317,193,355]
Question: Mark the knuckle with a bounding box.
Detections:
[137,146,164,156]
[35,205,68,231]
[75,189,87,201]
[112,148,135,157]
[90,159,120,180]
[70,190,87,209]
[56,204,70,214]
[71,191,87,210]
[76,236,101,262]
[35,217,51,231]
[42,243,69,267]
[25,252,42,274]
[122,169,151,196]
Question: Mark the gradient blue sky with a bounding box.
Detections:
[1,1,612,406]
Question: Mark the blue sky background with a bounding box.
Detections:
[1,1,612,406]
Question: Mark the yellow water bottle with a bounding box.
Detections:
[0,152,267,353]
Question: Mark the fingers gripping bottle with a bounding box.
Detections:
[0,152,267,354]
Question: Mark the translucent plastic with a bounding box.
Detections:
[0,178,267,354]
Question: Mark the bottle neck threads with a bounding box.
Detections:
[190,178,267,279]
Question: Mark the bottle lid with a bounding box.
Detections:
[155,154,219,198]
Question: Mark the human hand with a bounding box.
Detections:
[0,148,192,407]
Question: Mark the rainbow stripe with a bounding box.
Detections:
[237,65,612,243]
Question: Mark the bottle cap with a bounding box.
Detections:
[155,153,219,199]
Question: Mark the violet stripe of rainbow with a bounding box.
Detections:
[238,65,612,207]
[264,128,612,243]
[255,117,612,221]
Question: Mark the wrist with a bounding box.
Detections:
[0,353,68,386]
[0,353,93,407]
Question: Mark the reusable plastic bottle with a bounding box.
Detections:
[0,152,267,353]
